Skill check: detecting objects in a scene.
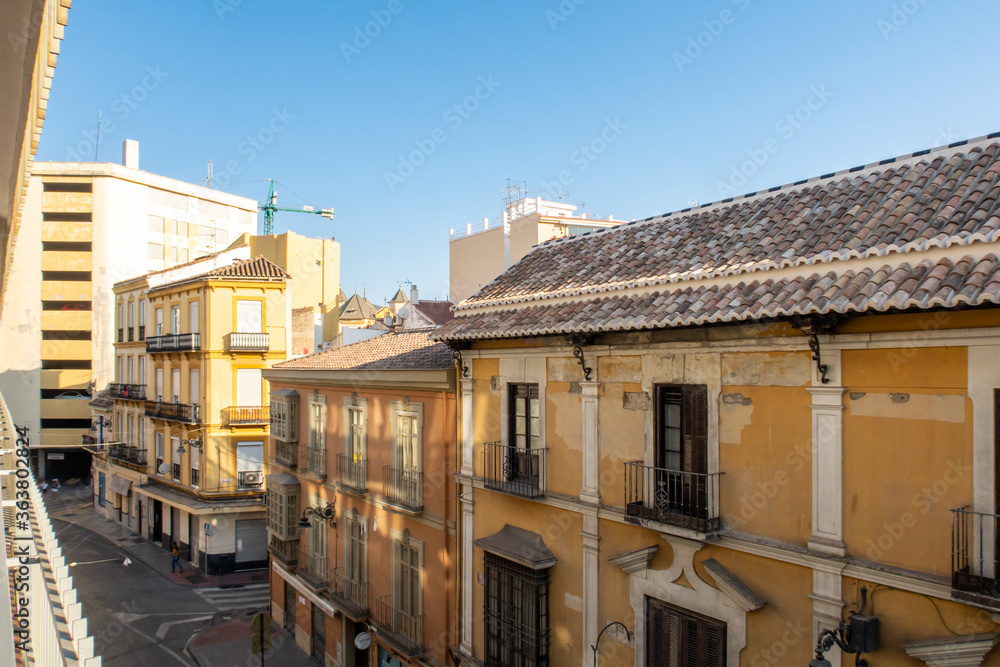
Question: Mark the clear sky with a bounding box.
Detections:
[36,0,1000,306]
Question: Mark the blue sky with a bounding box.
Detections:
[37,0,1000,305]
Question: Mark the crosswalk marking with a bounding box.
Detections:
[194,583,270,611]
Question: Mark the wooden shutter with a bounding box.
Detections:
[682,385,708,474]
[647,598,725,667]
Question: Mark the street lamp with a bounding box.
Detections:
[298,501,337,530]
[175,437,202,455]
[91,416,111,444]
[809,588,879,667]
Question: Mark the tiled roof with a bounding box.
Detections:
[274,328,454,371]
[339,293,378,320]
[438,135,1000,341]
[391,287,409,303]
[413,300,455,325]
[207,256,288,280]
[89,387,113,410]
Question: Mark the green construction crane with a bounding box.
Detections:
[259,179,334,235]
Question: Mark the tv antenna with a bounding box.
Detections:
[501,178,528,207]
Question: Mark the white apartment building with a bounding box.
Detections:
[0,140,258,478]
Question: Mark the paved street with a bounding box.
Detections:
[48,485,312,667]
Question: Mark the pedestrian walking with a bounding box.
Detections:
[171,541,182,573]
[40,480,48,496]
[50,478,59,499]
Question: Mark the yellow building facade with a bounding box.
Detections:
[439,136,1000,666]
[93,255,289,574]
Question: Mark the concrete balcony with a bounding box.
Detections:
[226,332,269,353]
[221,405,269,427]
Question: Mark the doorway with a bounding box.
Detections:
[152,500,162,543]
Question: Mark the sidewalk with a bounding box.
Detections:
[48,481,265,588]
[186,615,317,667]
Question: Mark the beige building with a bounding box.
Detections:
[231,230,341,344]
[0,144,259,479]
[448,196,619,304]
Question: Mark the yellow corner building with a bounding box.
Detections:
[93,254,289,574]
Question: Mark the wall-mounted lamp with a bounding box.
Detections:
[810,588,879,667]
[176,437,203,455]
[298,500,336,530]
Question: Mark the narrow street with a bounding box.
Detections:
[48,487,276,667]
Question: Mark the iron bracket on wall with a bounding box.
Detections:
[791,315,839,385]
[453,350,469,378]
[569,334,594,382]
[808,334,830,384]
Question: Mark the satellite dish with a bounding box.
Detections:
[158,463,168,475]
[397,306,409,320]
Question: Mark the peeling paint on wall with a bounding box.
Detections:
[623,392,650,411]
[721,392,752,406]
[848,393,966,422]
[721,352,811,387]
[720,399,754,444]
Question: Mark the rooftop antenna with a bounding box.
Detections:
[501,178,528,208]
[203,160,213,188]
[93,111,102,162]
[557,191,571,203]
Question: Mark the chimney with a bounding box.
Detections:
[410,284,418,304]
[122,140,139,169]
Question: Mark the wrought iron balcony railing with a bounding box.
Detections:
[226,331,269,352]
[296,547,328,591]
[109,444,147,467]
[952,506,1000,609]
[624,461,722,533]
[109,383,146,401]
[274,440,298,469]
[383,465,423,512]
[237,470,265,490]
[336,454,367,494]
[117,328,123,343]
[145,400,200,424]
[145,333,201,353]
[375,596,425,657]
[329,566,369,619]
[221,405,269,427]
[302,445,326,479]
[270,535,298,568]
[483,441,545,498]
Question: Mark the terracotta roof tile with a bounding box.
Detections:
[274,328,454,371]
[412,300,455,325]
[207,256,288,280]
[438,136,1000,342]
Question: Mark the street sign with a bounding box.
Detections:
[251,612,271,654]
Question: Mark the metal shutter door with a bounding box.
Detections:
[235,518,268,562]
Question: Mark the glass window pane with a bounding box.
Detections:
[666,403,681,427]
[515,397,525,417]
[529,398,539,418]
[667,428,681,453]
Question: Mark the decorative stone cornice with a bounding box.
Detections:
[904,633,1000,666]
[702,558,766,612]
[609,545,658,577]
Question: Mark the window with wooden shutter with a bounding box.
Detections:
[646,598,726,667]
